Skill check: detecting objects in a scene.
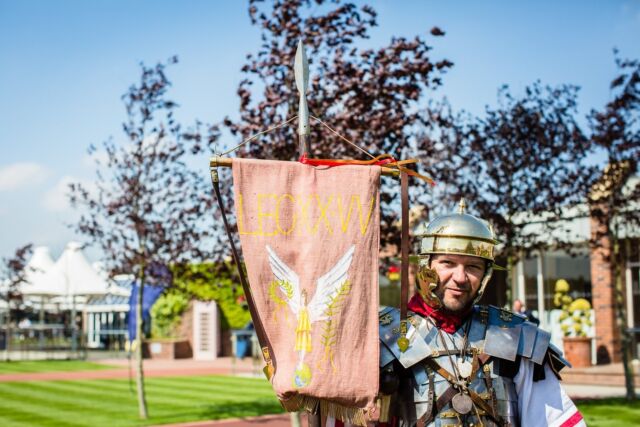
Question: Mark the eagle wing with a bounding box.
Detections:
[266,245,301,315]
[307,245,355,322]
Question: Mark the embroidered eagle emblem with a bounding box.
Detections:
[266,244,355,388]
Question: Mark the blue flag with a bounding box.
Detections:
[127,283,164,342]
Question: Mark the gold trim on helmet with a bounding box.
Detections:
[415,199,499,307]
[416,199,498,262]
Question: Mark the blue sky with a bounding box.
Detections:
[1,0,639,261]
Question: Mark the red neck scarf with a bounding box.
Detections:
[407,293,471,334]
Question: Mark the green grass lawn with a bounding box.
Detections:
[0,375,283,426]
[0,369,636,427]
[0,360,115,375]
[577,398,640,427]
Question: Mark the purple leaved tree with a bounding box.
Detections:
[588,53,640,401]
[224,0,454,251]
[69,58,218,418]
[1,244,33,361]
[428,82,596,302]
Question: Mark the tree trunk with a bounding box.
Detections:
[4,299,10,361]
[136,266,149,418]
[612,234,636,401]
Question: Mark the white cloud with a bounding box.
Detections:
[43,176,94,212]
[0,162,48,191]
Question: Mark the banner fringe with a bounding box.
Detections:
[279,395,369,426]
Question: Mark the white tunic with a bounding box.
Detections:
[515,359,587,427]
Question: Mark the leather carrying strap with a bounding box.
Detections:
[480,357,504,425]
[211,168,275,379]
[400,171,409,321]
[435,385,458,413]
[417,369,436,427]
[424,355,505,425]
[423,352,481,386]
[468,388,504,425]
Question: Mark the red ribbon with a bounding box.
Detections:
[299,153,396,167]
[298,153,435,185]
[407,293,470,334]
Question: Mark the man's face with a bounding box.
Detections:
[431,254,486,314]
[513,299,523,313]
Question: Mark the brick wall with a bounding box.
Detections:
[143,340,192,359]
[590,212,621,364]
[142,302,196,360]
[177,301,194,345]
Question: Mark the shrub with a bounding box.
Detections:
[554,279,592,338]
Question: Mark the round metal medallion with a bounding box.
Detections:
[451,392,473,415]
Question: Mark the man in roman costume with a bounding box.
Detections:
[378,200,585,427]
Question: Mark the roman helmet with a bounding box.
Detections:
[414,199,498,308]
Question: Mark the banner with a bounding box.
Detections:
[232,158,380,423]
[127,283,164,342]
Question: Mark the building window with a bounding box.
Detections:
[543,248,592,309]
[524,256,538,313]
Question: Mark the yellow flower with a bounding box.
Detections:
[562,295,572,304]
[554,293,563,307]
[555,279,570,293]
[569,298,591,312]
[559,312,568,321]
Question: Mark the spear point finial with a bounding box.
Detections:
[294,40,310,139]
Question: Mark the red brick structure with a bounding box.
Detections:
[589,212,621,364]
[588,163,636,364]
[143,302,196,360]
[143,339,192,359]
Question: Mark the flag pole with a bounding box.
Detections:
[294,38,316,427]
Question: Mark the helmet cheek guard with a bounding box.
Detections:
[416,256,442,309]
[416,199,499,307]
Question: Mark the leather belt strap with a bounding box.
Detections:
[210,168,275,379]
[478,352,491,365]
[435,385,458,413]
[481,357,504,425]
[469,387,504,425]
[417,368,436,427]
[423,353,479,386]
[424,355,505,425]
[400,171,409,321]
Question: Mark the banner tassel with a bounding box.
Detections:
[279,395,369,426]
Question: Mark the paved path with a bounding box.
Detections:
[157,384,638,427]
[0,357,261,382]
[160,414,305,427]
[563,383,638,399]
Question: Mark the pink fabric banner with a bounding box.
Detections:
[232,158,380,421]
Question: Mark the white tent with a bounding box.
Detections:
[22,246,58,296]
[26,242,110,298]
[28,246,55,274]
